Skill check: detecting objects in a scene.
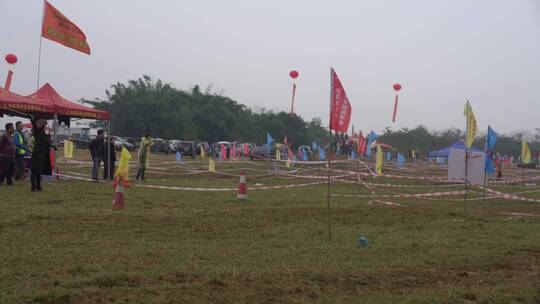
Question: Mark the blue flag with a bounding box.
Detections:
[266,133,273,145]
[485,155,496,174]
[397,153,406,167]
[302,147,308,161]
[266,133,273,155]
[365,131,378,157]
[386,152,392,161]
[312,142,318,151]
[319,148,326,160]
[485,125,497,151]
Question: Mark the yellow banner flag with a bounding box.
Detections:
[208,158,216,172]
[522,140,532,164]
[200,146,206,159]
[286,159,291,169]
[63,140,73,158]
[463,101,478,148]
[276,149,281,161]
[115,147,131,180]
[376,144,383,175]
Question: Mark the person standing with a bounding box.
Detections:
[0,123,16,187]
[89,129,105,181]
[30,119,52,191]
[12,121,28,181]
[136,134,151,181]
[103,137,117,180]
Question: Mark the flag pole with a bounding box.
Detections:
[36,0,46,90]
[483,171,487,216]
[464,100,469,227]
[326,68,333,242]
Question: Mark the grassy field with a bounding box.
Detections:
[1,150,540,303]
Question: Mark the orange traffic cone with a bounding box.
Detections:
[237,170,248,199]
[112,179,125,210]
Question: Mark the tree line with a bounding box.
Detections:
[83,76,328,146]
[83,76,537,157]
[378,125,539,158]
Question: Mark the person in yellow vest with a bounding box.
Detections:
[12,121,29,181]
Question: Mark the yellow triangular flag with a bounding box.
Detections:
[376,144,383,175]
[276,149,281,161]
[286,159,291,169]
[463,101,478,148]
[208,158,216,172]
[63,140,73,158]
[522,140,532,164]
[115,147,132,181]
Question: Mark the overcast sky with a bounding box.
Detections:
[1,0,539,134]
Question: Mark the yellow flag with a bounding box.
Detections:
[200,146,206,159]
[286,159,291,169]
[115,147,132,180]
[63,140,73,158]
[208,158,216,172]
[463,101,478,148]
[276,149,281,161]
[522,140,532,164]
[376,144,383,175]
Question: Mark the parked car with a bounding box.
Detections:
[194,141,210,156]
[517,161,537,169]
[238,143,255,156]
[212,141,233,158]
[174,141,196,158]
[113,136,135,152]
[68,134,92,148]
[124,137,139,149]
[151,138,172,154]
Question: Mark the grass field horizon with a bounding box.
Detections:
[1,150,539,303]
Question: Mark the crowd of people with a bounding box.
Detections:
[88,131,151,182]
[0,119,155,188]
[0,120,54,191]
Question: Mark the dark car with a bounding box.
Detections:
[68,134,92,148]
[194,141,210,156]
[517,161,537,169]
[124,137,139,149]
[113,136,135,152]
[151,138,172,154]
[175,141,196,158]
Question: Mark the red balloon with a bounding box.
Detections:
[289,70,299,79]
[5,54,17,64]
[393,83,402,91]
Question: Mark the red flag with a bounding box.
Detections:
[231,144,237,160]
[330,68,352,132]
[220,144,227,160]
[41,1,91,55]
[358,131,366,155]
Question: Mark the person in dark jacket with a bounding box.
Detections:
[89,129,105,181]
[0,123,16,187]
[30,119,52,191]
[103,136,117,180]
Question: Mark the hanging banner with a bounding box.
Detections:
[330,68,352,132]
[41,1,91,55]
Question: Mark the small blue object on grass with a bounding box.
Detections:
[357,234,372,247]
[176,152,182,163]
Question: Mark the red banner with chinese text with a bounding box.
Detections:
[42,1,91,55]
[329,68,351,132]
